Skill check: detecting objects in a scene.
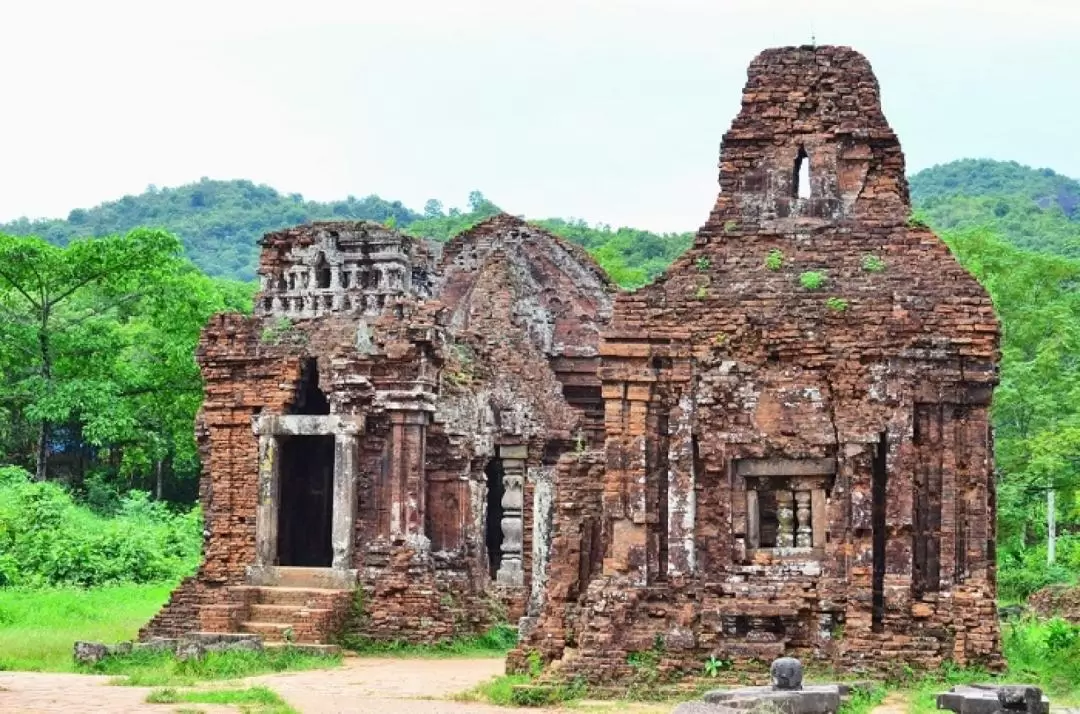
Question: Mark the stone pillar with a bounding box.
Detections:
[776,490,795,548]
[389,410,428,538]
[331,433,358,570]
[254,435,280,567]
[497,445,526,586]
[795,490,813,548]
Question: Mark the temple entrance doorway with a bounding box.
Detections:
[485,458,505,578]
[277,435,334,567]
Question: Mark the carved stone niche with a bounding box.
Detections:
[738,458,835,560]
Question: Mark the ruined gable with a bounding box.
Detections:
[440,214,615,448]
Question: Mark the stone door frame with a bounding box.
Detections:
[248,414,364,587]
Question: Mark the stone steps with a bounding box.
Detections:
[229,585,349,607]
[223,584,354,645]
[264,642,342,655]
[249,603,320,620]
[247,565,357,589]
[239,621,294,640]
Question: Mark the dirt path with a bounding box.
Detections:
[248,656,513,713]
[870,692,909,714]
[0,657,532,713]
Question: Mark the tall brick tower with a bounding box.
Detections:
[516,45,1001,678]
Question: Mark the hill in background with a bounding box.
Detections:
[910,159,1080,259]
[2,159,1078,283]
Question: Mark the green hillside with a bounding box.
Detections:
[3,160,1077,282]
[911,159,1080,258]
[0,179,421,281]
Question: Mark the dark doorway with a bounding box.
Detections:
[291,358,330,416]
[871,431,888,632]
[277,435,334,567]
[485,458,505,578]
[314,253,331,289]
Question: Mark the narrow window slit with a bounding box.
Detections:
[793,146,811,199]
[872,431,888,632]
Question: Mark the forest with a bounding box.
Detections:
[0,158,1078,601]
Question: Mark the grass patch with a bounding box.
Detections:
[0,583,173,672]
[83,646,340,686]
[837,685,887,714]
[454,673,534,705]
[340,623,516,659]
[146,685,296,713]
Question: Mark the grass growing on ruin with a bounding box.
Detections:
[146,685,297,713]
[339,623,517,658]
[85,646,341,686]
[0,583,173,671]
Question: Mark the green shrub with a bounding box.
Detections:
[826,297,849,313]
[861,254,886,272]
[766,249,784,270]
[0,467,201,587]
[997,535,1080,600]
[799,271,826,290]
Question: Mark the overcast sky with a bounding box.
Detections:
[1,0,1076,232]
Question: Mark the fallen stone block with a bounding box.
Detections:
[73,641,110,665]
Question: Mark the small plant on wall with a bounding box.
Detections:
[696,256,711,271]
[826,297,849,313]
[765,249,784,271]
[799,271,826,290]
[862,254,886,273]
[703,654,733,677]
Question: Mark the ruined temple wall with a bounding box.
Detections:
[522,45,1001,678]
[511,452,607,668]
[142,314,304,638]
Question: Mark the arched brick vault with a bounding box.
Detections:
[141,216,616,645]
[513,45,1002,679]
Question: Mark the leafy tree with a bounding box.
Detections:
[942,227,1080,574]
[423,199,444,218]
[0,229,183,481]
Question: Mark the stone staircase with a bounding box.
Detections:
[196,567,355,652]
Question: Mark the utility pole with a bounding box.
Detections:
[1048,488,1057,565]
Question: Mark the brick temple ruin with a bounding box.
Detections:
[142,214,614,645]
[144,44,1002,675]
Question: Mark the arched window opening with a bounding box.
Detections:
[793,146,811,200]
[314,254,331,289]
[290,358,330,415]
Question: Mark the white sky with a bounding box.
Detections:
[0,0,1077,232]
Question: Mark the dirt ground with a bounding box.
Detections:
[0,656,671,713]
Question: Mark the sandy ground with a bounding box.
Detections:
[0,656,669,713]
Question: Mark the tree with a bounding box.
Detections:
[942,227,1080,557]
[423,199,444,218]
[0,229,183,481]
